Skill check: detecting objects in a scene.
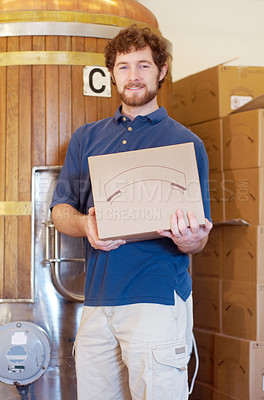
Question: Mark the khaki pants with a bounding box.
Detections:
[74,293,193,400]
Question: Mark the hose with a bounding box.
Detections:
[30,383,37,400]
[15,384,29,400]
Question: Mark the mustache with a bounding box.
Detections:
[124,83,146,89]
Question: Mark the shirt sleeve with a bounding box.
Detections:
[50,131,81,211]
[195,142,212,223]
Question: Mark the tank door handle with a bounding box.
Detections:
[52,228,85,303]
[43,221,84,303]
[43,221,59,265]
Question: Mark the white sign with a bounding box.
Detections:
[230,95,253,110]
[83,66,111,97]
[11,332,27,345]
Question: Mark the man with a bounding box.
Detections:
[51,25,212,400]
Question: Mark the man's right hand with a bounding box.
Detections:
[84,207,126,251]
[52,204,126,252]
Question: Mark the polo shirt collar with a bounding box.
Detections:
[114,106,167,125]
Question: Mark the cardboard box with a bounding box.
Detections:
[223,109,264,170]
[88,143,205,241]
[209,172,225,223]
[172,65,264,125]
[189,329,215,386]
[189,382,214,400]
[214,334,264,400]
[193,278,221,332]
[192,225,222,279]
[222,280,264,341]
[222,225,264,283]
[224,167,264,225]
[189,119,223,173]
[172,77,189,127]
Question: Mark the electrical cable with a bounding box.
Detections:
[188,332,199,394]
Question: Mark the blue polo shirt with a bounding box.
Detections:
[50,106,211,306]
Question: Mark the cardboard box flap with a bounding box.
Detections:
[214,219,250,227]
[230,94,264,114]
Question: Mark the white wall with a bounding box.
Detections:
[138,0,264,82]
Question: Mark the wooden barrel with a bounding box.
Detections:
[0,0,172,301]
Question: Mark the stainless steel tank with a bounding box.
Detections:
[0,167,85,400]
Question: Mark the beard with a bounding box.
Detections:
[118,78,159,107]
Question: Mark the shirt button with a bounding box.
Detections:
[122,139,127,145]
[128,127,132,132]
[123,117,126,121]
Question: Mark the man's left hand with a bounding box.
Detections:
[157,210,213,254]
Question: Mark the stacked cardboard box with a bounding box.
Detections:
[189,119,225,223]
[172,65,264,126]
[172,66,264,399]
[223,107,264,224]
[173,65,264,224]
[190,225,264,399]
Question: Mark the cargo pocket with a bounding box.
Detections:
[151,339,189,400]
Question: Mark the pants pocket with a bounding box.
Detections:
[151,339,189,400]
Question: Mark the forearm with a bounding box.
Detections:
[51,203,87,237]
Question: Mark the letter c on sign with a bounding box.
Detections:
[89,68,106,94]
[83,66,111,97]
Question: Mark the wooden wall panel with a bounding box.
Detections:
[59,36,72,164]
[19,37,32,200]
[71,37,85,133]
[6,37,19,201]
[46,36,59,166]
[0,39,6,202]
[0,38,6,299]
[18,216,31,299]
[32,36,46,166]
[18,36,32,299]
[5,36,19,299]
[0,217,4,298]
[4,216,18,298]
[84,37,98,124]
[97,38,113,120]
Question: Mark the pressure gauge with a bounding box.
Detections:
[0,321,52,386]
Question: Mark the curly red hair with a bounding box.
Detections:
[104,25,170,88]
